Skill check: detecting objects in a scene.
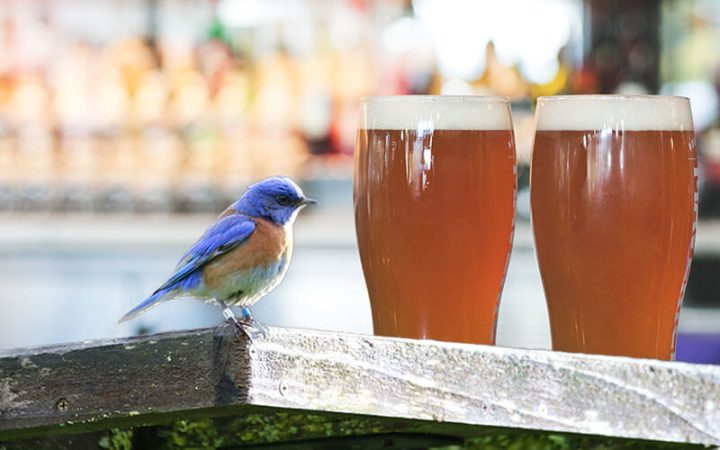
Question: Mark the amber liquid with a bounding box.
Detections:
[354,129,516,344]
[531,130,697,359]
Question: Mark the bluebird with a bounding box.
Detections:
[119,176,316,339]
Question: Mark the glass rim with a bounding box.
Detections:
[537,94,690,103]
[360,95,511,104]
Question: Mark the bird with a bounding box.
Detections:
[118,176,316,340]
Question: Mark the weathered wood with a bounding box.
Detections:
[0,326,719,448]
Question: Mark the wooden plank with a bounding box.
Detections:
[0,326,719,446]
[0,327,243,436]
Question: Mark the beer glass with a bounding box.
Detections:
[354,96,517,344]
[531,95,696,360]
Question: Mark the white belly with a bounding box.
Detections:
[205,251,291,307]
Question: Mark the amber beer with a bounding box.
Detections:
[354,96,516,344]
[531,96,696,360]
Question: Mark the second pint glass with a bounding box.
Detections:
[354,96,517,344]
[531,95,697,360]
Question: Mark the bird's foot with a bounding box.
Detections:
[239,307,269,341]
[222,307,267,342]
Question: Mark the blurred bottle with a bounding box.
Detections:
[215,70,253,198]
[529,48,570,98]
[251,45,307,177]
[298,50,329,157]
[10,75,55,211]
[472,41,529,98]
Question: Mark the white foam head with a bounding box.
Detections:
[360,96,512,130]
[535,95,694,131]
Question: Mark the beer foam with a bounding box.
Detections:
[535,95,694,131]
[360,96,512,130]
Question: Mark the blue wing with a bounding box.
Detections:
[118,214,256,323]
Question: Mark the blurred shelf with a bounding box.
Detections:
[679,307,720,333]
[0,211,357,252]
[2,216,720,253]
[695,221,720,254]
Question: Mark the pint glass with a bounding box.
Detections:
[354,96,517,344]
[531,95,697,359]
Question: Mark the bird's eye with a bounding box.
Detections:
[276,194,292,206]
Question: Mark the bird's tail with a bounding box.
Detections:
[118,288,170,323]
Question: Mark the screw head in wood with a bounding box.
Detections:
[55,398,70,412]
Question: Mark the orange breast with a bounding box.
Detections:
[202,218,288,288]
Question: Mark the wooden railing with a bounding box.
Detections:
[0,326,718,449]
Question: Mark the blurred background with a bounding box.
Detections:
[0,0,719,363]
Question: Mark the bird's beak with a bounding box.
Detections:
[301,197,318,206]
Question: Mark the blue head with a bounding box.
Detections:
[233,176,316,225]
